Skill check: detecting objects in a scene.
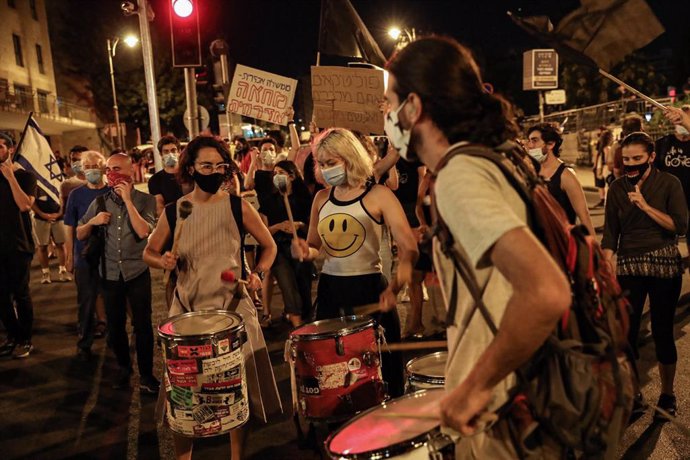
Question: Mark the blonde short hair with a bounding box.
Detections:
[313,128,373,187]
[81,150,106,167]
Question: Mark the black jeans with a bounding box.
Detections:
[270,242,313,318]
[75,264,101,351]
[618,275,682,365]
[102,270,154,378]
[0,251,34,343]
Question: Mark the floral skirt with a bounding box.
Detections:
[617,244,683,279]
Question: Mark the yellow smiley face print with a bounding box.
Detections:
[318,213,366,258]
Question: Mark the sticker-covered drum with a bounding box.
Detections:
[405,351,447,392]
[288,316,385,420]
[158,310,248,437]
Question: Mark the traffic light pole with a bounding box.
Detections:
[184,68,200,138]
[137,0,163,171]
[218,53,232,139]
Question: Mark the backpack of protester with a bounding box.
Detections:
[430,141,636,459]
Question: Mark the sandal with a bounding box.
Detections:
[260,314,272,328]
[94,321,107,339]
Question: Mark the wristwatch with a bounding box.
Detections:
[253,270,265,281]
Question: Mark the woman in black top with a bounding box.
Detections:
[259,160,314,327]
[602,132,688,420]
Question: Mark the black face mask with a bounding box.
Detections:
[624,162,650,185]
[193,171,224,194]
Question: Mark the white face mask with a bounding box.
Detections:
[528,147,547,163]
[260,149,276,166]
[676,125,690,136]
[384,100,417,162]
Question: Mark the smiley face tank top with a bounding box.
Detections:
[318,185,383,276]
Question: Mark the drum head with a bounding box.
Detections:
[159,310,242,337]
[406,351,447,379]
[327,389,445,457]
[290,316,373,340]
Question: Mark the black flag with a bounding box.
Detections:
[318,0,386,67]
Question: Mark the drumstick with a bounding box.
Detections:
[385,341,447,352]
[275,175,303,262]
[378,412,438,420]
[163,200,193,285]
[353,302,381,316]
[220,270,248,285]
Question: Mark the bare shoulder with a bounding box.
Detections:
[313,188,330,208]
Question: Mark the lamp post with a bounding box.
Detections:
[388,26,416,51]
[106,34,139,150]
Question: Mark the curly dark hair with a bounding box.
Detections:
[527,123,563,157]
[386,36,518,147]
[177,136,232,184]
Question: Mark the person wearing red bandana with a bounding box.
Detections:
[76,153,159,394]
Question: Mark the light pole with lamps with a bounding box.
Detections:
[388,26,416,51]
[106,34,139,150]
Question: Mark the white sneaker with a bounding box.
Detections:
[58,267,72,282]
[41,271,51,284]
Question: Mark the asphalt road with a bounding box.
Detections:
[2,167,690,459]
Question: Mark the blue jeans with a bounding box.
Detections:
[75,265,101,351]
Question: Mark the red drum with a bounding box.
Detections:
[287,316,385,420]
[326,389,454,459]
[158,310,248,437]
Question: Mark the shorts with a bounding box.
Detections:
[34,219,66,246]
[594,174,606,188]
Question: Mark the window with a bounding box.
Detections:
[29,0,37,20]
[14,84,32,111]
[8,0,16,8]
[36,44,45,74]
[37,90,49,113]
[12,34,23,67]
[0,79,9,105]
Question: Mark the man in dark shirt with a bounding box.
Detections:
[77,153,159,393]
[654,105,690,249]
[147,135,184,216]
[0,132,38,358]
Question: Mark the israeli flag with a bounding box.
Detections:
[14,115,63,205]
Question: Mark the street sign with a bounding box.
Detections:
[523,49,559,91]
[183,105,210,133]
[544,89,567,105]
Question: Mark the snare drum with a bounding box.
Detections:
[405,351,447,392]
[326,389,454,459]
[288,316,385,420]
[158,310,248,437]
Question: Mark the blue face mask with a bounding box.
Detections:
[163,153,178,168]
[321,164,347,187]
[84,169,103,185]
[71,160,83,175]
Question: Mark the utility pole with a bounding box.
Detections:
[184,68,200,138]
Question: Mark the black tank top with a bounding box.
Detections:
[546,163,577,225]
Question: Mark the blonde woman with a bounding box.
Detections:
[291,127,418,397]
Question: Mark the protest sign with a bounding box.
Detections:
[311,66,384,134]
[227,64,297,125]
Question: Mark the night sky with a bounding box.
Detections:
[57,0,690,114]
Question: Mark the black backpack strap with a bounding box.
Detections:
[230,194,249,279]
[163,201,178,253]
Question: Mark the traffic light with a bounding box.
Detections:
[195,66,209,86]
[170,0,201,67]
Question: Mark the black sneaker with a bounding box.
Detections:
[0,340,16,357]
[654,393,677,422]
[76,347,92,362]
[12,342,33,359]
[139,376,160,395]
[628,392,646,425]
[112,368,131,390]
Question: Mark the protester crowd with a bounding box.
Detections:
[4,36,690,459]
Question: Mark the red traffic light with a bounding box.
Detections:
[172,0,193,18]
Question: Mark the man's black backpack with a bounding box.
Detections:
[430,142,636,459]
[81,195,107,273]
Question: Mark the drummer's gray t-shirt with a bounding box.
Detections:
[432,153,527,410]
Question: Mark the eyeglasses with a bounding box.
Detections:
[195,161,230,174]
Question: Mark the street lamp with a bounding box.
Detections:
[106,34,139,150]
[387,26,416,51]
